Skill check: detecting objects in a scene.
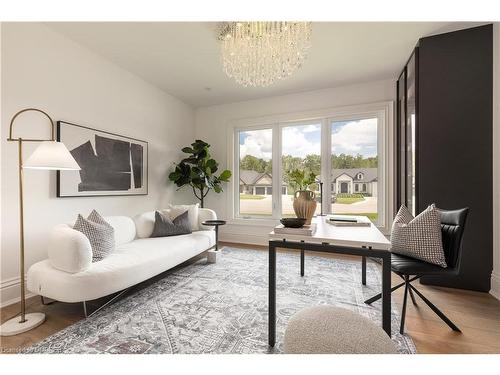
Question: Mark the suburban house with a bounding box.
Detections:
[331,168,378,196]
[240,168,377,196]
[239,169,288,195]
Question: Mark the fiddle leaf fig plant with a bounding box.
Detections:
[168,139,231,208]
[287,168,317,192]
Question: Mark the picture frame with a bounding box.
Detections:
[56,121,148,197]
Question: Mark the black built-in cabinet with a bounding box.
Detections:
[396,24,493,292]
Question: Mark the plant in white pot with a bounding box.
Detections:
[287,168,317,225]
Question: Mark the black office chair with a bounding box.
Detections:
[365,207,469,334]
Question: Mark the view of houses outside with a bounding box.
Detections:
[330,118,378,221]
[239,128,273,216]
[238,118,378,221]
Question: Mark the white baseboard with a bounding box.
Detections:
[1,292,36,308]
[220,232,267,247]
[490,272,500,300]
[0,276,35,308]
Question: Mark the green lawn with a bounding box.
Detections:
[239,194,266,200]
[336,197,365,204]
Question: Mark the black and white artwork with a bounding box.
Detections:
[57,121,148,197]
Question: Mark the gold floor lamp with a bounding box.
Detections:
[0,108,80,336]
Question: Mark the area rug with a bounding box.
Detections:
[24,247,416,354]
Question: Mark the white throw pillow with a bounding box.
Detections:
[104,216,136,245]
[168,203,200,231]
[48,224,92,273]
[134,211,156,238]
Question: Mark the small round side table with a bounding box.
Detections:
[201,220,226,251]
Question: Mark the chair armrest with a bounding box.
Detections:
[198,208,217,230]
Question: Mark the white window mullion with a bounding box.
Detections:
[321,118,332,214]
[272,124,281,219]
[232,129,240,218]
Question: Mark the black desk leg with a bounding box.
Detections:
[214,225,219,251]
[381,255,392,337]
[361,256,366,285]
[300,249,305,277]
[269,244,276,347]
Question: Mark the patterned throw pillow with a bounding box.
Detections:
[73,210,115,262]
[150,210,192,237]
[391,204,447,267]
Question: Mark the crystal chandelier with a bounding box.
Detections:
[219,22,312,87]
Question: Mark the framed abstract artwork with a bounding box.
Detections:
[57,121,148,197]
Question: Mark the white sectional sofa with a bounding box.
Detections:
[27,208,216,304]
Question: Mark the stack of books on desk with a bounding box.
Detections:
[327,215,371,227]
[273,223,317,236]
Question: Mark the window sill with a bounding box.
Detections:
[226,217,279,227]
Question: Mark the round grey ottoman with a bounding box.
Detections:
[283,305,397,354]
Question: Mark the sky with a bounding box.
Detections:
[239,118,378,160]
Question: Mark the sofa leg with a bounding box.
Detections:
[82,288,131,319]
[207,249,217,264]
[40,296,55,306]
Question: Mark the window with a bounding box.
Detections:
[231,102,391,231]
[281,123,321,217]
[237,128,273,217]
[331,117,378,222]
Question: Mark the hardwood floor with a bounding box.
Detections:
[1,243,500,354]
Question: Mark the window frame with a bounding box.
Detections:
[227,101,394,233]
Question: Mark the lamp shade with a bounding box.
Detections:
[24,141,80,170]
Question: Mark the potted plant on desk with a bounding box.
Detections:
[287,168,317,225]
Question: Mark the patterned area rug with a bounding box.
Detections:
[24,247,416,354]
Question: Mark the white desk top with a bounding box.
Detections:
[269,216,391,250]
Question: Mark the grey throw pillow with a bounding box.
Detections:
[73,210,115,262]
[391,204,447,267]
[150,210,192,238]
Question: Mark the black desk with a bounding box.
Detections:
[268,217,392,347]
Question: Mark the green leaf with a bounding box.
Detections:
[206,159,218,171]
[181,147,195,154]
[168,171,180,181]
[219,169,232,181]
[182,157,198,165]
[197,149,208,159]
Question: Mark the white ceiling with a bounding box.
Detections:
[46,22,479,108]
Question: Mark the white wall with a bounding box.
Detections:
[492,23,500,300]
[0,23,195,306]
[194,79,394,245]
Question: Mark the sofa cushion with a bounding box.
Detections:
[74,210,115,262]
[151,210,192,237]
[198,208,217,230]
[168,203,199,231]
[134,211,156,238]
[48,224,92,273]
[104,216,136,245]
